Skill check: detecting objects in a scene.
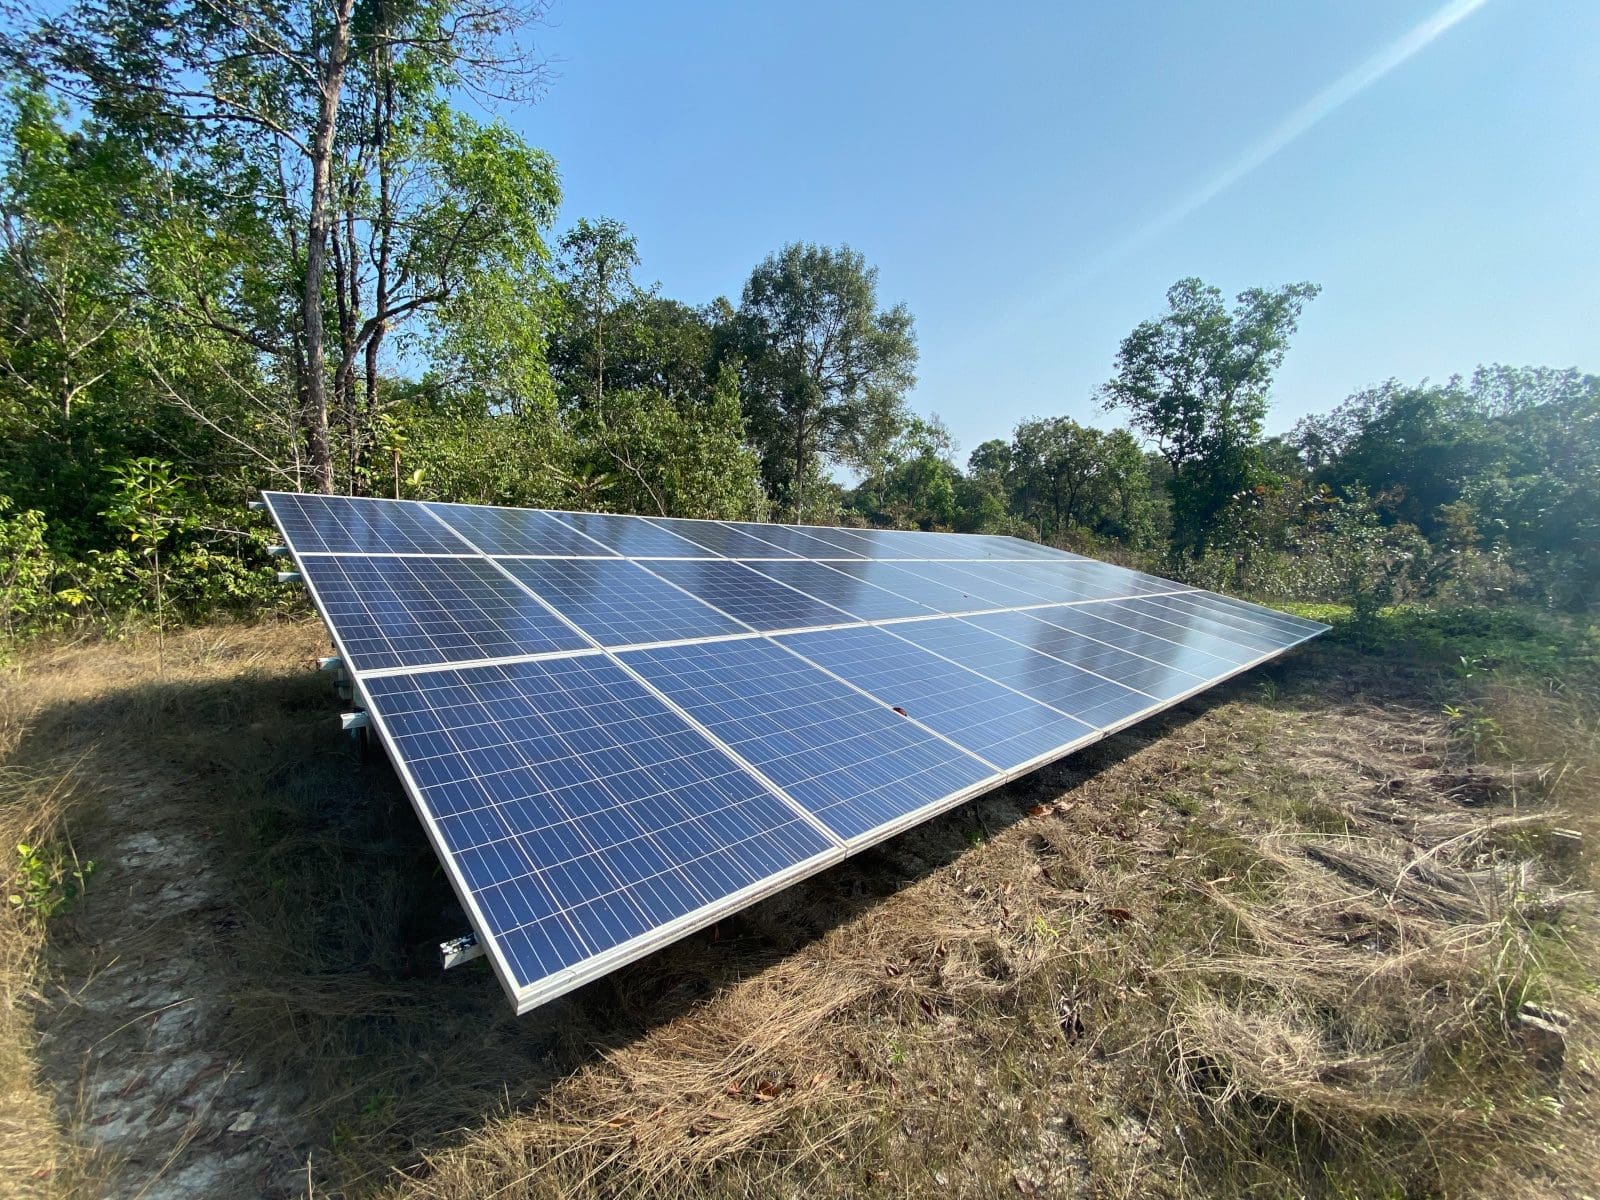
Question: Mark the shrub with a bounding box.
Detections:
[0,497,54,647]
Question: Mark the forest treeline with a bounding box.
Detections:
[0,0,1595,649]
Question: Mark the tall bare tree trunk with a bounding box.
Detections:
[300,0,355,495]
[593,268,605,413]
[335,204,360,493]
[364,50,396,468]
[793,409,806,520]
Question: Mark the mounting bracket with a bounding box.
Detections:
[440,932,484,969]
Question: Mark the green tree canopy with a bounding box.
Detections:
[732,242,917,518]
[1100,277,1319,557]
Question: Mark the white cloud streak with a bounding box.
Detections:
[1061,0,1491,289]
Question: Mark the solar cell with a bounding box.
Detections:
[1110,596,1289,658]
[890,561,1059,608]
[543,510,716,558]
[957,561,1107,603]
[792,527,940,560]
[1092,601,1265,666]
[263,493,1328,1013]
[1131,593,1310,653]
[741,560,941,621]
[1022,602,1245,678]
[968,535,1081,561]
[960,609,1207,701]
[640,559,854,631]
[496,557,750,647]
[264,491,473,555]
[363,656,840,1007]
[762,524,885,557]
[297,554,589,671]
[622,637,995,842]
[777,624,1096,771]
[885,531,997,560]
[1166,590,1328,639]
[1000,560,1180,600]
[427,501,617,557]
[645,517,801,559]
[714,521,867,559]
[883,615,1157,729]
[813,559,1002,613]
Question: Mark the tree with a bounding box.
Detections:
[0,87,275,560]
[1297,365,1600,607]
[101,457,191,668]
[1301,381,1496,535]
[327,97,560,492]
[557,217,640,414]
[1100,277,1319,557]
[1097,427,1158,545]
[569,366,767,521]
[733,242,917,518]
[0,89,133,422]
[1010,417,1107,539]
[967,439,1011,488]
[21,0,554,493]
[1003,417,1153,544]
[854,414,958,529]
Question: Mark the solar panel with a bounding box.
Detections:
[494,558,749,648]
[890,560,1075,608]
[542,509,716,558]
[621,636,997,843]
[426,501,617,557]
[775,624,1096,771]
[961,608,1206,701]
[270,492,475,555]
[738,560,941,621]
[262,492,1327,1012]
[295,553,589,671]
[714,519,869,559]
[363,656,839,1006]
[882,616,1157,729]
[643,517,802,559]
[639,559,855,632]
[1023,601,1245,678]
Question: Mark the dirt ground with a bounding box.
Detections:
[2,615,1595,1199]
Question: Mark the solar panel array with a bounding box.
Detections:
[263,492,1327,1012]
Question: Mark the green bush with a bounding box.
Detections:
[0,496,54,645]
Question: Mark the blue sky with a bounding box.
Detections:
[508,0,1598,462]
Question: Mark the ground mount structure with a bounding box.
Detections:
[261,492,1327,1013]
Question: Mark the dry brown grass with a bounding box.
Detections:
[382,639,1600,1200]
[0,613,1596,1199]
[0,680,108,1198]
[0,769,74,1199]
